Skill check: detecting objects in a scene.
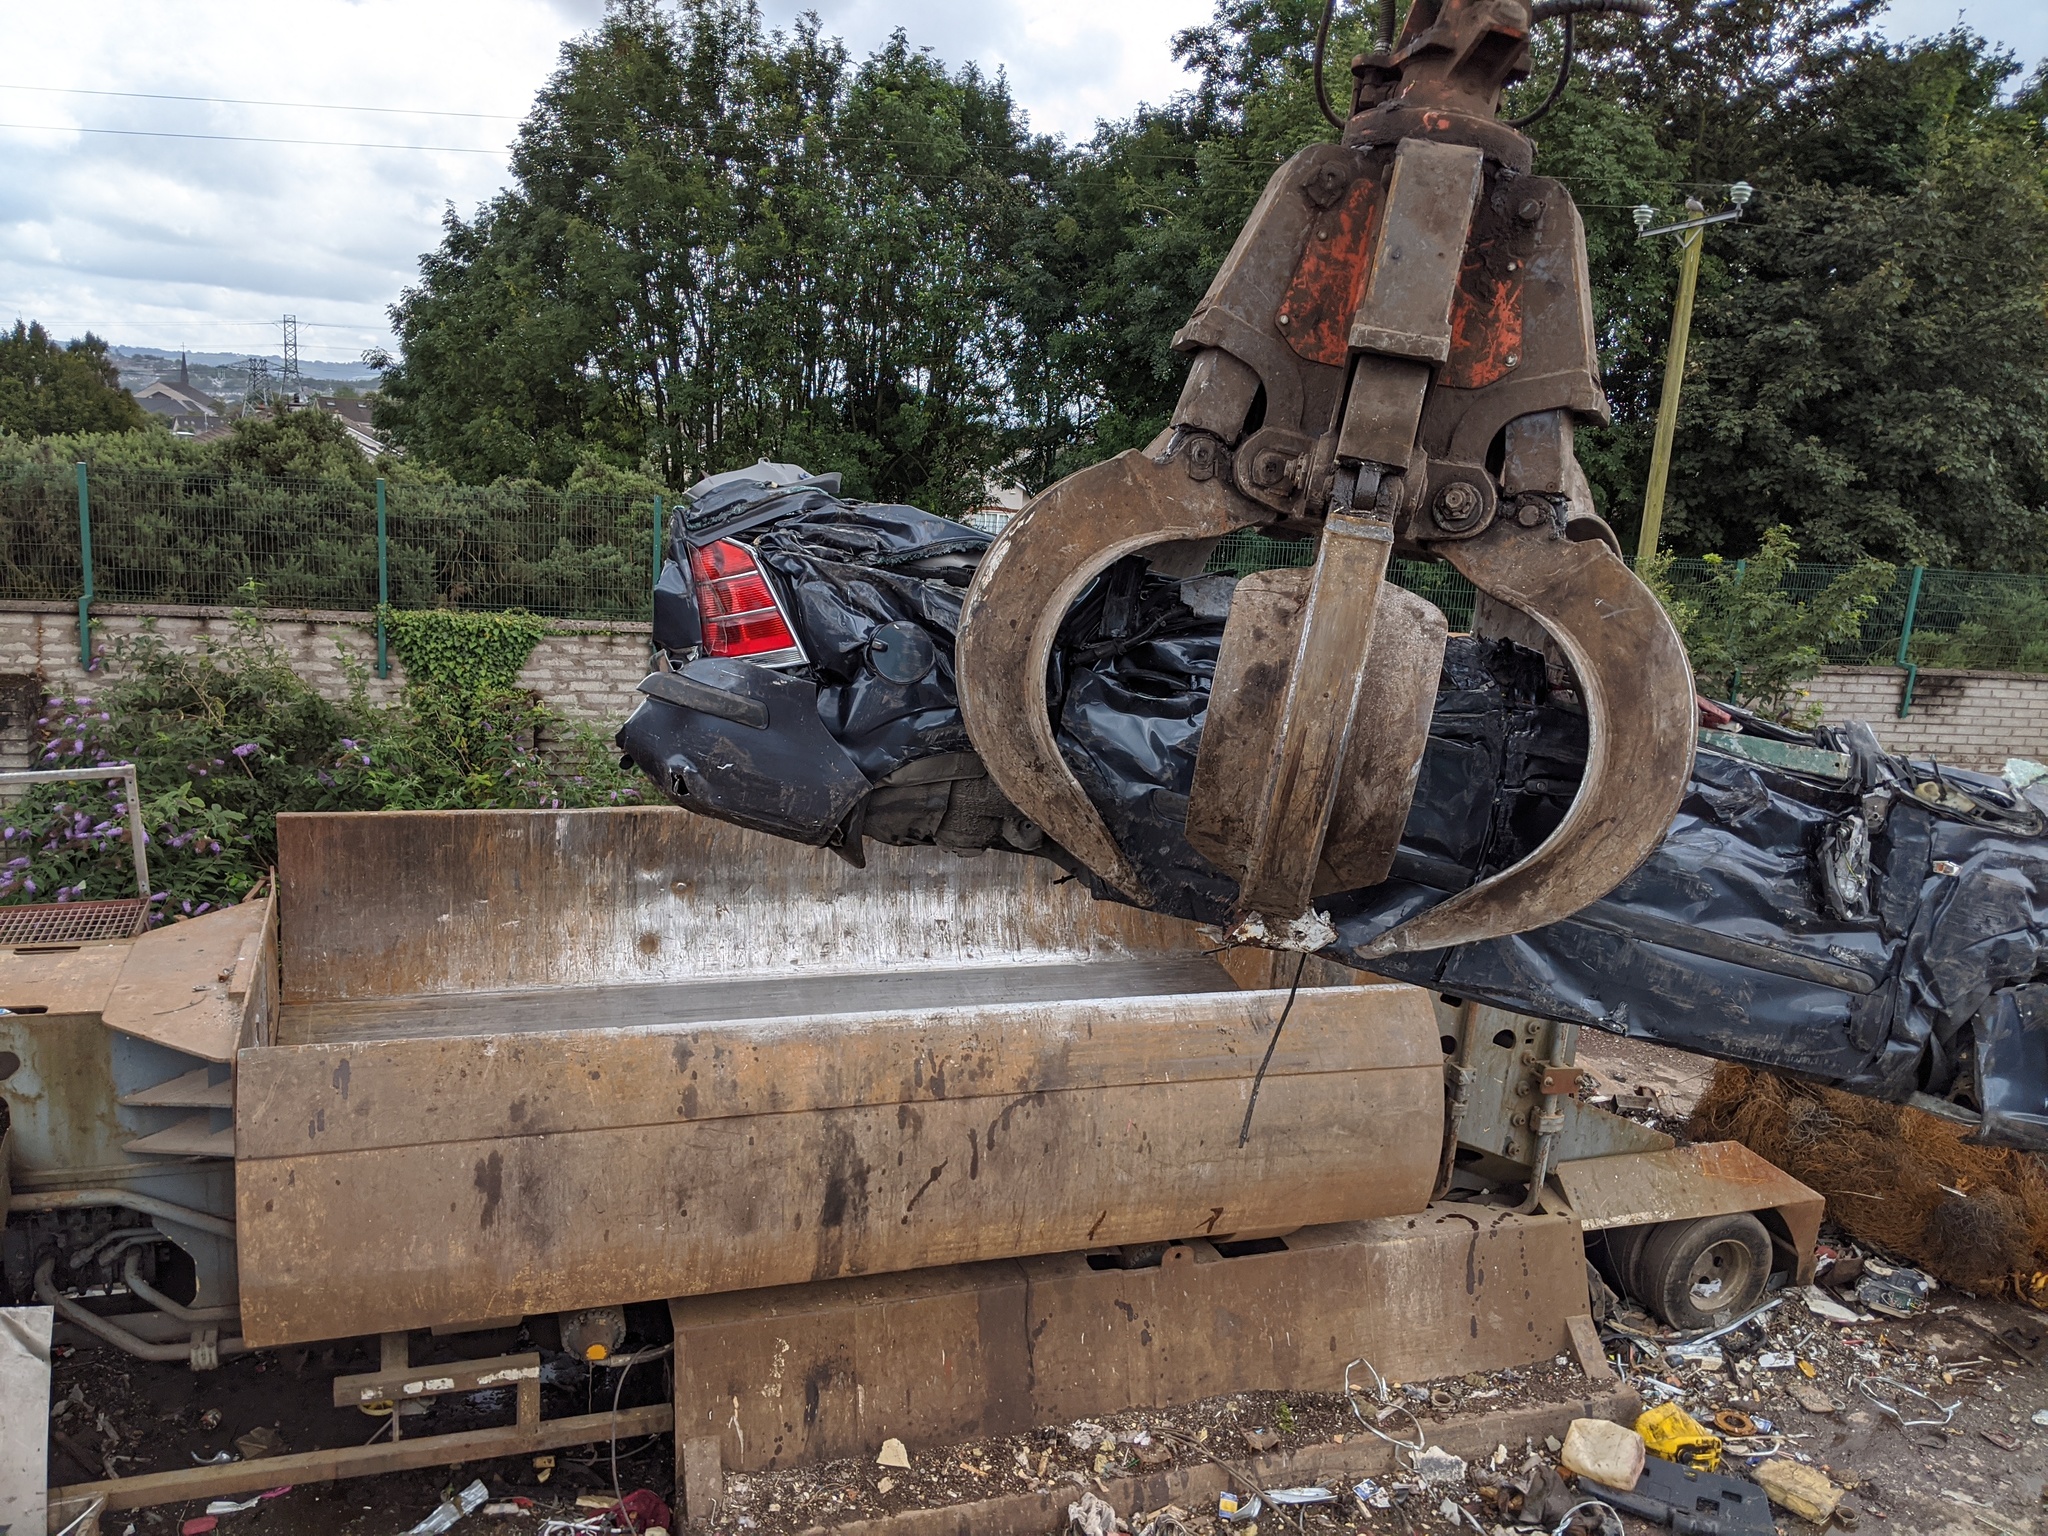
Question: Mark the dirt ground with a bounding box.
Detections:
[39,1040,2048,1536]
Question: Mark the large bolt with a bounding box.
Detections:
[1431,480,1483,531]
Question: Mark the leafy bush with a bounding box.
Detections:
[1,607,642,920]
[359,609,644,811]
[1906,581,2048,672]
[1645,526,1894,724]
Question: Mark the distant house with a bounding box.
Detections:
[133,358,224,437]
[315,395,385,460]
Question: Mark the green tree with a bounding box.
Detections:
[1646,526,1893,720]
[377,0,1062,515]
[0,323,148,438]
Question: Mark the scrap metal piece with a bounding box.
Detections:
[956,441,1262,900]
[1360,521,1695,956]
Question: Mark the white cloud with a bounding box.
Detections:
[2,0,2039,364]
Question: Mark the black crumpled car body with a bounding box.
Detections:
[618,469,2048,1149]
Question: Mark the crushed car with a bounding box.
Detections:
[618,464,2048,1150]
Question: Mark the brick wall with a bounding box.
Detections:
[0,601,652,769]
[1802,665,2048,771]
[1,602,2041,775]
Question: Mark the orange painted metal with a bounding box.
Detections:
[1280,172,1384,367]
[1442,237,1525,390]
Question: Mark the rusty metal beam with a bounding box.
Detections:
[44,1404,673,1527]
[1232,512,1395,922]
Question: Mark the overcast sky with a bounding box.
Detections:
[3,0,2040,365]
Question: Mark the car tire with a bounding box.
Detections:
[1634,1213,1773,1330]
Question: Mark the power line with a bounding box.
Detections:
[0,121,505,153]
[0,82,522,120]
[29,319,376,330]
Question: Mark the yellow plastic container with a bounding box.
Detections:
[1635,1403,1722,1472]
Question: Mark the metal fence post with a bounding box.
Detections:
[1896,564,1925,719]
[375,478,390,679]
[650,494,665,659]
[74,461,93,671]
[652,495,666,590]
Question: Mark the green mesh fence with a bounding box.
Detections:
[3,467,2044,670]
[1207,532,2048,674]
[0,464,660,619]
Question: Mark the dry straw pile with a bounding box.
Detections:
[1691,1063,2048,1302]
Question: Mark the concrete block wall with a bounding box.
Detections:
[0,601,652,770]
[1803,665,2048,771]
[1,602,2041,776]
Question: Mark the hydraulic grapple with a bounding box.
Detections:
[956,0,1695,954]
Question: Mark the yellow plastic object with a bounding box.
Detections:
[584,1342,610,1362]
[1635,1403,1722,1472]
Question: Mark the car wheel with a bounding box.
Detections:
[1634,1213,1773,1330]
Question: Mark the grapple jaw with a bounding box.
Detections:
[956,0,1692,956]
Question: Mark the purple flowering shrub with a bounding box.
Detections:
[2,623,640,921]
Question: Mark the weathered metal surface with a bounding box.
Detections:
[275,808,1207,1004]
[1551,1142,1825,1285]
[1,1305,52,1536]
[331,1351,541,1408]
[1360,523,1696,957]
[1347,139,1485,363]
[669,1203,1589,1473]
[234,984,1444,1346]
[277,956,1233,1047]
[0,906,260,1313]
[1280,161,1384,367]
[0,945,128,1016]
[0,897,273,1065]
[1231,512,1396,921]
[1189,571,1447,901]
[1443,1002,1672,1172]
[953,442,1264,902]
[1698,729,1851,781]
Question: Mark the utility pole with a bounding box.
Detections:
[1633,181,1752,563]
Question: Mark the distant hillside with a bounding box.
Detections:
[109,347,381,406]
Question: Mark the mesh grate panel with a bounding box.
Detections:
[0,899,149,946]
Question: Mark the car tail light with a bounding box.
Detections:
[686,539,806,666]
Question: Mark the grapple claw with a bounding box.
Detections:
[1357,522,1696,957]
[955,442,1262,901]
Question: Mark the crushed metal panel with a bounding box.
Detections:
[275,809,1210,1004]
[1551,1142,1825,1283]
[233,986,1443,1346]
[670,1205,1588,1473]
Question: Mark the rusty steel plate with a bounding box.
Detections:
[669,1203,1590,1473]
[1551,1142,1825,1285]
[233,983,1445,1346]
